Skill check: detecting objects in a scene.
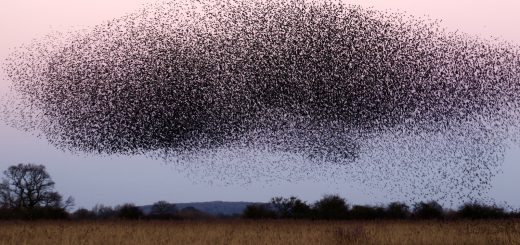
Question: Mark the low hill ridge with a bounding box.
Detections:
[140,201,261,216]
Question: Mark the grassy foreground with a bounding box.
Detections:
[0,220,519,245]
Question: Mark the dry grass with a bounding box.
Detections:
[0,220,519,245]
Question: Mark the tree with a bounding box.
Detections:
[149,200,178,219]
[313,195,349,220]
[72,208,96,220]
[457,202,506,219]
[92,204,116,219]
[413,201,444,219]
[271,196,311,219]
[0,163,73,210]
[243,204,277,219]
[350,205,385,220]
[117,203,144,220]
[386,202,410,219]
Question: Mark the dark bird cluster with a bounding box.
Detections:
[3,0,520,203]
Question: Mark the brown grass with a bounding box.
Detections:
[0,220,519,245]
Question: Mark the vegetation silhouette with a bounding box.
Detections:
[148,200,178,220]
[117,203,145,220]
[0,163,73,220]
[243,195,516,221]
[0,164,517,221]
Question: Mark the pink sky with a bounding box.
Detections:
[1,0,520,50]
[1,0,519,208]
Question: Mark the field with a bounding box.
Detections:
[0,220,519,245]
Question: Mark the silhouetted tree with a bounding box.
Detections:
[350,205,385,220]
[92,204,116,219]
[149,200,178,219]
[313,195,349,220]
[0,164,73,209]
[72,208,96,220]
[0,164,73,220]
[243,195,520,221]
[117,203,144,220]
[457,202,506,219]
[271,196,312,219]
[24,207,69,220]
[243,204,277,219]
[413,201,444,219]
[386,202,410,219]
[510,210,520,219]
[290,199,312,219]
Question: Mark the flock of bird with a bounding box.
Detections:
[3,0,520,203]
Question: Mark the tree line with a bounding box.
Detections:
[1,163,519,220]
[243,195,520,220]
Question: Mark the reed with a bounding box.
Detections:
[0,220,518,245]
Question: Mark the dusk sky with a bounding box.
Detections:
[1,0,520,209]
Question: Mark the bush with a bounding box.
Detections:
[413,201,444,219]
[313,195,349,220]
[510,211,520,218]
[117,203,144,220]
[72,208,96,220]
[26,207,69,220]
[386,202,410,219]
[92,204,116,219]
[350,205,385,220]
[457,202,507,219]
[0,207,68,220]
[148,201,178,220]
[243,204,277,219]
[290,199,312,219]
[271,196,312,219]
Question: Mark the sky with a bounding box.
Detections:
[1,0,520,209]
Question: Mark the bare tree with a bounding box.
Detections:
[0,163,73,209]
[149,200,177,219]
[116,203,144,220]
[91,204,116,219]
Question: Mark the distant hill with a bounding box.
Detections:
[140,201,261,216]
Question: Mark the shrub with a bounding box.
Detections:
[386,202,410,219]
[148,201,178,220]
[271,196,312,219]
[116,203,144,220]
[72,208,96,220]
[350,205,385,220]
[457,202,507,219]
[243,204,277,219]
[92,204,116,219]
[313,195,349,220]
[413,201,444,219]
[25,207,69,220]
[0,207,68,220]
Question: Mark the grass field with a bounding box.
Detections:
[0,220,519,245]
